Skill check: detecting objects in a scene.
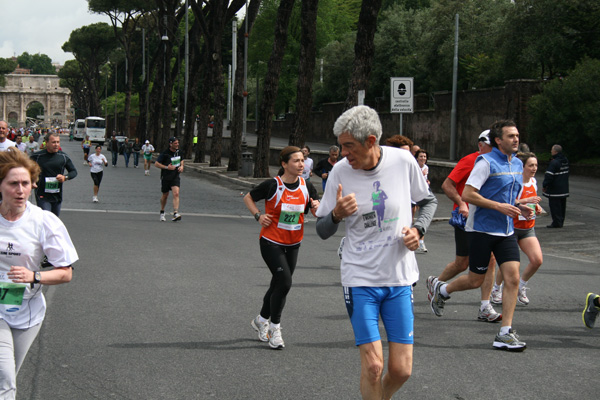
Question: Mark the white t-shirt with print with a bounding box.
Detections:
[141,144,155,154]
[88,153,108,173]
[316,146,430,287]
[0,202,78,329]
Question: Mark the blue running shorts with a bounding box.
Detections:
[343,286,414,346]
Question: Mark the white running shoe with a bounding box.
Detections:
[478,303,502,322]
[160,213,166,222]
[517,286,530,305]
[92,196,99,203]
[268,326,285,349]
[172,212,182,222]
[251,316,269,342]
[491,285,503,305]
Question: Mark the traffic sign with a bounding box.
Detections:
[390,77,414,113]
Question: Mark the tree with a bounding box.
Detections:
[528,58,600,161]
[16,52,56,75]
[289,0,319,147]
[254,0,296,177]
[62,22,119,116]
[227,0,262,171]
[58,60,89,117]
[0,58,17,87]
[88,0,150,137]
[343,0,383,110]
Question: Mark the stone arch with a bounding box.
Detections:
[0,74,71,128]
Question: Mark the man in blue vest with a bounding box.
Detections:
[429,120,533,352]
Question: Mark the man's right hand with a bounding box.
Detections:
[333,184,358,220]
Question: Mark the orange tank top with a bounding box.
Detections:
[260,176,309,245]
[513,178,537,230]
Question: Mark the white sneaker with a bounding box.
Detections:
[268,326,285,349]
[251,316,269,342]
[491,285,503,304]
[172,212,182,222]
[518,286,530,305]
[84,161,88,165]
[160,213,166,222]
[92,196,99,203]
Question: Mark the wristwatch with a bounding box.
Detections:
[254,212,261,221]
[33,271,42,284]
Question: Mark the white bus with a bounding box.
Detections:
[84,117,106,144]
[74,119,86,140]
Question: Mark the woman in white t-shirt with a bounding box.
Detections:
[87,145,108,203]
[0,148,77,397]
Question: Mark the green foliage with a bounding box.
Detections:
[528,58,600,161]
[0,57,17,86]
[16,52,56,75]
[101,92,140,117]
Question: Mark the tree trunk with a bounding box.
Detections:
[227,0,261,172]
[254,0,296,177]
[289,0,319,147]
[343,0,382,111]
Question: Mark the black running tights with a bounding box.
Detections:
[259,237,300,324]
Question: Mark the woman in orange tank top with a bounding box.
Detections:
[492,152,544,306]
[243,146,320,349]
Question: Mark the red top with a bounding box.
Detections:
[447,151,479,210]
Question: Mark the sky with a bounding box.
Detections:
[0,0,112,65]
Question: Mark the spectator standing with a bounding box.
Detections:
[314,145,339,191]
[132,138,142,168]
[122,139,133,168]
[108,134,119,167]
[542,144,569,228]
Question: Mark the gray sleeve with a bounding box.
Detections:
[316,212,340,240]
[412,190,438,235]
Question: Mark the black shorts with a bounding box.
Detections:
[91,171,103,187]
[467,231,520,274]
[454,226,469,257]
[161,176,180,193]
[83,147,90,155]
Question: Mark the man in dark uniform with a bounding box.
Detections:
[155,137,184,222]
[543,144,569,228]
[30,132,77,217]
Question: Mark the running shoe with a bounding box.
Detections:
[251,315,269,342]
[491,285,503,305]
[172,212,182,222]
[93,196,99,203]
[582,293,600,329]
[415,240,428,253]
[478,303,502,322]
[430,280,449,317]
[160,213,166,222]
[493,329,526,352]
[517,286,529,305]
[426,276,437,301]
[268,326,285,349]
